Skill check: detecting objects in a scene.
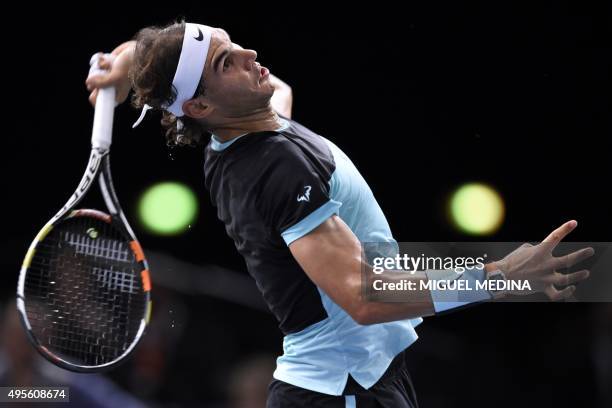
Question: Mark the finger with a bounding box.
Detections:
[88,89,99,107]
[545,285,576,301]
[98,60,111,70]
[552,247,595,269]
[98,56,113,70]
[549,269,590,287]
[86,74,112,89]
[541,220,578,250]
[86,70,122,89]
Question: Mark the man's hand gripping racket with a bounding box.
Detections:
[16,54,152,373]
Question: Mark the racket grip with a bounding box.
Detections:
[89,53,117,150]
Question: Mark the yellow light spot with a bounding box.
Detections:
[449,183,505,235]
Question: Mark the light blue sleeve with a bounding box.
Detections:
[281,199,343,246]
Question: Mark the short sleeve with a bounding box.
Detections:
[255,139,341,246]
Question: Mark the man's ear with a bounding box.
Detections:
[182,97,214,120]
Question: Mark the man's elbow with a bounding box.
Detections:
[349,301,431,325]
[277,80,292,96]
[272,88,292,118]
[350,303,380,326]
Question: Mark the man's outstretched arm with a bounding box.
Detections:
[289,216,594,325]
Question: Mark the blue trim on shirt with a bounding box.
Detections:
[210,133,246,151]
[281,199,342,245]
[210,118,290,151]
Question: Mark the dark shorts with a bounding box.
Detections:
[266,349,418,408]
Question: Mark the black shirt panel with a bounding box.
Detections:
[203,120,337,334]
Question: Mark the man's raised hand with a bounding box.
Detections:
[493,220,594,300]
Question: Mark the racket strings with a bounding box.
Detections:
[24,216,146,367]
[44,230,131,261]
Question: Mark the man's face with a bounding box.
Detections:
[199,27,275,117]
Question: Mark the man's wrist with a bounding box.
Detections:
[484,262,498,275]
[484,266,508,299]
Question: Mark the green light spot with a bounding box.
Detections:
[449,183,505,235]
[138,182,198,235]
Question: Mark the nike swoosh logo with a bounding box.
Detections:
[194,28,204,41]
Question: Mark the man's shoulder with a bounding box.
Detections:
[204,121,335,186]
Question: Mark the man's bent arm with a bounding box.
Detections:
[289,216,439,325]
[289,217,592,325]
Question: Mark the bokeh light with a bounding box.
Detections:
[449,183,505,235]
[138,182,198,235]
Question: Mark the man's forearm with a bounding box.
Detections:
[356,263,497,324]
[357,269,434,324]
[290,216,498,326]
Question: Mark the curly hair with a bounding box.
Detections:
[130,20,209,147]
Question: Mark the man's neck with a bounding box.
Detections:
[210,108,282,142]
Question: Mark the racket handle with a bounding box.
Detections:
[89,53,117,150]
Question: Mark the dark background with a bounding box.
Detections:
[1,1,611,407]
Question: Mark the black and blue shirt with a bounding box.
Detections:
[204,117,422,396]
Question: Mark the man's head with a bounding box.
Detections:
[131,21,274,146]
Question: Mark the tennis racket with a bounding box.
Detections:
[16,54,152,373]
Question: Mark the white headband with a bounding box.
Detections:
[133,23,213,128]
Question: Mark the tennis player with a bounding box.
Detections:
[86,21,594,407]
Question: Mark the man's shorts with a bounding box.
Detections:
[266,349,418,408]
